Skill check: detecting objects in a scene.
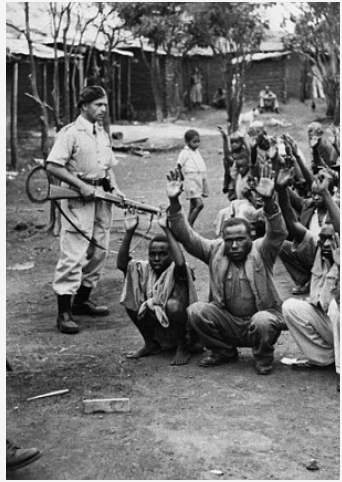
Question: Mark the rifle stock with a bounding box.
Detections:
[48,184,161,215]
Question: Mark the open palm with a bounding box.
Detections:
[124,210,139,231]
[276,167,295,190]
[253,163,275,198]
[254,177,275,198]
[166,170,183,199]
[157,209,168,229]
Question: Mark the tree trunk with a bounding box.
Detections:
[141,50,164,122]
[225,55,245,133]
[10,61,19,170]
[52,43,62,131]
[324,77,338,119]
[117,57,121,121]
[151,53,164,122]
[63,50,71,124]
[41,62,49,159]
[165,56,182,119]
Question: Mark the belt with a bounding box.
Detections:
[81,178,104,187]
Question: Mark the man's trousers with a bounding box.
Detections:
[53,198,112,295]
[187,302,283,368]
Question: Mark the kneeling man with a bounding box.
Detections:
[117,210,198,365]
[166,164,287,375]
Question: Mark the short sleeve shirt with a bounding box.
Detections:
[47,115,116,179]
[224,262,257,317]
[177,146,207,173]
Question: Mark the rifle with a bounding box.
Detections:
[48,184,161,215]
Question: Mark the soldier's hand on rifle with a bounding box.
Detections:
[113,187,125,200]
[79,182,95,200]
[166,169,183,199]
[124,208,139,232]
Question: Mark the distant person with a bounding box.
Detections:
[176,129,209,228]
[117,209,198,365]
[212,88,226,109]
[309,61,325,110]
[259,86,280,113]
[217,126,253,200]
[166,164,288,375]
[190,68,203,109]
[6,439,41,472]
[308,122,339,174]
[46,86,125,334]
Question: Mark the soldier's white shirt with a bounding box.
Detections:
[47,115,116,179]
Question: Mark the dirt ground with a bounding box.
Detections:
[6,100,339,480]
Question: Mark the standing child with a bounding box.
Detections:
[176,129,209,227]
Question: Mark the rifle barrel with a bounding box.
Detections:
[48,185,160,214]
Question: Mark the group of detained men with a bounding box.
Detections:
[44,85,340,380]
[8,85,340,473]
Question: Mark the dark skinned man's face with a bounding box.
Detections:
[222,223,253,263]
[318,224,335,263]
[148,241,172,275]
[311,182,325,209]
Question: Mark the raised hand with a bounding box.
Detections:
[332,233,340,268]
[253,161,275,199]
[166,169,183,199]
[275,157,295,190]
[217,125,227,138]
[282,133,298,156]
[266,136,279,160]
[124,208,139,232]
[157,208,168,229]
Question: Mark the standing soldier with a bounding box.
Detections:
[46,86,125,334]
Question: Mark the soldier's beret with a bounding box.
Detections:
[77,86,107,108]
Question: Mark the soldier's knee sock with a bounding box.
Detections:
[57,295,72,314]
[74,285,92,304]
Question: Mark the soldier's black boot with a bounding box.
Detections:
[57,295,79,334]
[72,285,109,316]
[6,439,41,471]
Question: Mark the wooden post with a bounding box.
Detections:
[43,61,48,104]
[42,61,48,151]
[127,57,131,105]
[78,54,84,90]
[283,56,288,104]
[117,57,122,121]
[10,61,19,170]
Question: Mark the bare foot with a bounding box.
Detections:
[126,344,161,359]
[170,346,191,366]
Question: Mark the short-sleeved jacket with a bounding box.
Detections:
[168,206,287,311]
[47,115,116,179]
[177,146,207,174]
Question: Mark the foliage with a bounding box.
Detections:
[185,2,270,131]
[186,2,268,54]
[117,2,191,121]
[283,2,340,123]
[118,2,188,53]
